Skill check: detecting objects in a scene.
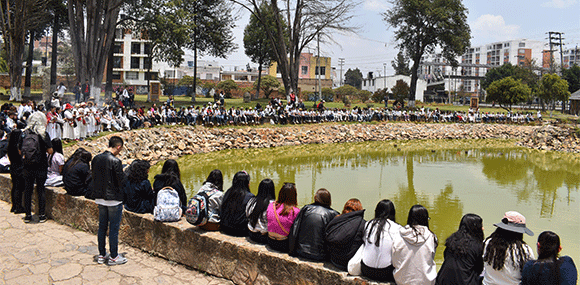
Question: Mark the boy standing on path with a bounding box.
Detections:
[89,136,127,265]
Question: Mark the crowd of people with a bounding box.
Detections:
[5,127,575,283]
[1,95,542,143]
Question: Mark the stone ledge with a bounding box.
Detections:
[0,174,383,285]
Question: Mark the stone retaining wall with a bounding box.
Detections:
[0,174,376,285]
[65,123,543,165]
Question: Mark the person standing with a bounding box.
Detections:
[73,82,81,104]
[88,136,127,266]
[21,111,53,223]
[56,82,67,98]
[82,80,90,102]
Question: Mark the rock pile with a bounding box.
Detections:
[65,123,543,165]
[517,125,580,152]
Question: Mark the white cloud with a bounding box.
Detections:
[470,14,519,45]
[541,0,577,8]
[364,0,388,11]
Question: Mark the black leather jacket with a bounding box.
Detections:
[89,151,125,201]
[289,203,339,261]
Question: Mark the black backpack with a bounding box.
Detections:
[21,130,42,165]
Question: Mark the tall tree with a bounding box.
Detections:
[244,3,284,100]
[383,0,470,105]
[391,79,410,103]
[538,73,570,113]
[481,63,538,91]
[562,64,580,93]
[344,68,363,89]
[127,0,236,102]
[486,77,531,111]
[0,0,50,101]
[233,0,358,100]
[48,0,69,98]
[391,50,410,76]
[68,0,123,106]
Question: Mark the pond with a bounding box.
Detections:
[150,139,580,264]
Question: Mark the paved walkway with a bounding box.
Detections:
[0,200,234,285]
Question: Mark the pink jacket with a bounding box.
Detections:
[267,202,300,237]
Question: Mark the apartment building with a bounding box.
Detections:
[268,53,333,92]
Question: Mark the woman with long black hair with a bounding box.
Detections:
[359,199,401,282]
[196,169,224,231]
[521,231,577,285]
[153,159,187,212]
[392,204,438,285]
[482,211,535,285]
[123,160,155,214]
[7,129,24,213]
[220,171,255,237]
[62,147,92,196]
[45,138,65,187]
[246,178,276,244]
[436,213,485,285]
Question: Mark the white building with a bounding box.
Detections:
[361,74,427,102]
[562,47,580,68]
[419,39,546,97]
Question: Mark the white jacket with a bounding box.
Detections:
[361,220,402,269]
[391,225,438,285]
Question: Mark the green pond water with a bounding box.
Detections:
[150,139,580,264]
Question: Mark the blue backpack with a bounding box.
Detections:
[185,189,218,226]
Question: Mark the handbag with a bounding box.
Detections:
[347,244,364,276]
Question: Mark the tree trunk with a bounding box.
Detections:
[104,30,115,103]
[255,61,263,100]
[192,38,197,102]
[24,31,35,98]
[50,12,59,100]
[408,57,420,107]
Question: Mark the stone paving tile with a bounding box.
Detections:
[0,200,233,285]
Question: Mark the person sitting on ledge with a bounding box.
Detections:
[45,138,65,187]
[123,160,155,214]
[220,171,254,237]
[325,198,366,271]
[246,178,276,244]
[289,188,339,261]
[62,148,92,196]
[521,231,577,285]
[266,182,299,252]
[196,169,224,231]
[153,159,187,213]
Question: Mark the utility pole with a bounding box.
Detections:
[383,63,387,90]
[548,31,565,74]
[338,58,345,87]
[317,32,321,99]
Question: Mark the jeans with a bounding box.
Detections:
[75,92,81,104]
[98,204,123,258]
[23,167,47,216]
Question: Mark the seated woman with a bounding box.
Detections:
[289,188,339,261]
[153,159,187,212]
[391,205,438,285]
[436,214,485,285]
[123,160,155,214]
[197,169,224,231]
[358,199,401,282]
[325,198,366,271]
[220,171,255,237]
[45,138,65,187]
[267,182,299,252]
[521,231,577,285]
[246,178,276,244]
[482,211,535,285]
[62,148,92,196]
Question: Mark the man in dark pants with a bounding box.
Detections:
[21,111,53,223]
[89,136,127,266]
[81,80,90,102]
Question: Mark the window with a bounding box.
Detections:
[112,57,122,68]
[187,61,194,67]
[144,43,151,54]
[112,72,121,80]
[302,66,308,75]
[315,66,326,75]
[519,42,526,48]
[145,72,158,80]
[206,73,213,80]
[125,72,138,80]
[164,70,175,78]
[131,57,140,69]
[112,43,122,54]
[131,43,141,54]
[143,58,152,69]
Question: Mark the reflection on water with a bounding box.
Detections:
[150,139,579,264]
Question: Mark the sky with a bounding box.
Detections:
[199,0,580,77]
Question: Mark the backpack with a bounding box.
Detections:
[21,130,42,166]
[185,188,219,226]
[153,186,182,222]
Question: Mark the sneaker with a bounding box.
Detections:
[95,254,109,264]
[107,254,127,266]
[38,215,48,223]
[24,215,32,223]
